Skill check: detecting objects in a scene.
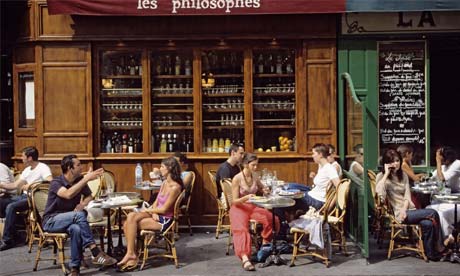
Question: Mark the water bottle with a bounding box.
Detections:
[135,163,143,186]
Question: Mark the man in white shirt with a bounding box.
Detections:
[0,146,52,250]
[431,146,460,193]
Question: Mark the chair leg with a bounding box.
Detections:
[388,226,395,260]
[226,229,232,255]
[33,239,44,271]
[187,212,193,236]
[216,209,222,239]
[56,238,67,274]
[290,232,300,267]
[171,242,179,268]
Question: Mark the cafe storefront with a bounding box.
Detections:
[10,0,342,233]
[339,4,460,257]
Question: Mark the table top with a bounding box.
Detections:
[433,194,460,204]
[133,184,162,191]
[249,196,295,209]
[100,192,142,208]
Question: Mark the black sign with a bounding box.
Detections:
[378,41,426,164]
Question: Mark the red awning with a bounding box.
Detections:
[46,0,346,16]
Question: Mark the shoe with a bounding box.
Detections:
[242,260,256,271]
[116,260,139,272]
[92,251,117,266]
[70,267,80,276]
[428,254,441,262]
[0,241,15,251]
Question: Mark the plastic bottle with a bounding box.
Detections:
[105,139,112,153]
[135,163,143,186]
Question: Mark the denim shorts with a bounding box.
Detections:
[159,215,173,232]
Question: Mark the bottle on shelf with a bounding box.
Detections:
[135,135,142,153]
[129,55,136,75]
[105,139,112,153]
[156,56,163,75]
[128,135,134,153]
[185,59,192,76]
[135,163,143,186]
[267,54,275,73]
[186,134,193,152]
[160,134,167,152]
[174,55,181,75]
[172,134,178,151]
[165,55,172,75]
[257,54,264,74]
[167,134,173,152]
[122,134,128,153]
[276,55,283,74]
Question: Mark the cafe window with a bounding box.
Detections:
[18,72,35,128]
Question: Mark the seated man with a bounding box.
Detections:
[42,154,116,276]
[215,143,244,198]
[0,146,52,250]
[0,162,14,197]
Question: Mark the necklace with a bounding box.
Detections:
[242,170,253,186]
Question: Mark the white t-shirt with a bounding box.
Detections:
[0,163,14,184]
[432,159,460,193]
[308,163,339,202]
[331,161,343,178]
[20,162,52,185]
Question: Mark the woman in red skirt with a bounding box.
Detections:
[229,153,279,271]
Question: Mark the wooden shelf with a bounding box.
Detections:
[254,125,295,129]
[102,94,142,98]
[203,109,244,113]
[254,73,295,78]
[154,126,194,130]
[211,74,244,78]
[102,126,143,130]
[254,108,294,112]
[254,92,295,97]
[203,93,243,97]
[103,109,142,114]
[152,109,193,113]
[204,126,244,130]
[101,75,142,79]
[152,75,193,79]
[152,93,193,98]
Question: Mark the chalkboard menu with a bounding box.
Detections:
[378,41,426,165]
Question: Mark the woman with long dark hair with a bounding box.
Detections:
[229,153,278,271]
[376,149,444,261]
[117,157,183,271]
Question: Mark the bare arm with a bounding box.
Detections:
[353,162,364,177]
[0,178,26,191]
[75,195,93,211]
[182,172,193,189]
[57,168,104,200]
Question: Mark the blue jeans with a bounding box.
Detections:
[295,192,324,211]
[43,211,95,269]
[404,208,443,258]
[2,194,28,244]
[285,183,311,192]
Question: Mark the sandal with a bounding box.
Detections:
[444,234,455,247]
[116,259,139,272]
[242,260,256,271]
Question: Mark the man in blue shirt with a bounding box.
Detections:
[42,154,116,276]
[215,143,244,197]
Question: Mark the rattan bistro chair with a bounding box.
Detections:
[384,196,427,261]
[207,170,230,239]
[31,183,69,274]
[289,183,338,268]
[139,190,185,270]
[26,181,50,253]
[327,178,351,255]
[178,171,196,236]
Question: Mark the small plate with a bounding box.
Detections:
[435,195,458,200]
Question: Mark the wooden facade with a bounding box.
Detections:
[12,0,338,226]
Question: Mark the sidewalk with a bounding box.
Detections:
[0,231,459,276]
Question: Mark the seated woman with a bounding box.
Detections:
[229,153,279,271]
[428,146,460,246]
[117,156,183,271]
[349,144,364,179]
[148,152,192,204]
[173,152,193,199]
[327,144,342,179]
[397,144,427,209]
[376,149,444,261]
[296,143,340,212]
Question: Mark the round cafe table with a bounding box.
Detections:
[434,194,460,263]
[100,192,141,257]
[250,196,295,267]
[134,181,162,203]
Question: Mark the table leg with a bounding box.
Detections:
[450,203,460,263]
[106,209,113,256]
[260,207,287,267]
[113,207,126,256]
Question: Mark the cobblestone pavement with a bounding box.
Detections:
[1,231,459,276]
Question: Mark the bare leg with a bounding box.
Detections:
[118,212,150,265]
